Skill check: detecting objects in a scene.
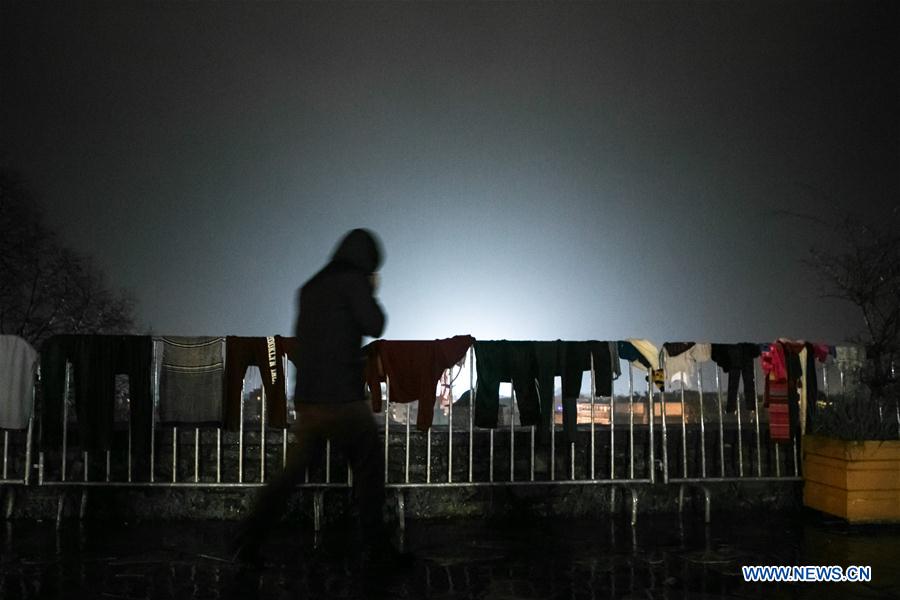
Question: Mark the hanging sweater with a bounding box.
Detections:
[365,335,474,430]
[0,335,39,430]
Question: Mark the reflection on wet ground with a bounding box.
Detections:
[1,511,898,599]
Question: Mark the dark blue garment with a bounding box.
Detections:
[617,341,652,370]
[475,340,618,446]
[473,341,541,429]
[710,343,760,412]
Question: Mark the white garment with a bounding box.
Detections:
[664,343,712,389]
[626,339,660,371]
[0,335,39,430]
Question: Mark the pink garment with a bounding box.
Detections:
[761,343,787,380]
[812,343,830,363]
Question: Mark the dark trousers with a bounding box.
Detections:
[475,341,615,445]
[711,343,759,412]
[40,335,79,447]
[224,336,291,431]
[473,341,541,428]
[239,400,386,545]
[40,335,153,467]
[115,336,154,475]
[560,341,615,445]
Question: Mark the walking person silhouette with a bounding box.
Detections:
[232,228,405,568]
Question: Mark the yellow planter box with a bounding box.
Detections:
[803,434,900,523]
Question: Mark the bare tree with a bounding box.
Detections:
[806,211,900,403]
[0,170,136,349]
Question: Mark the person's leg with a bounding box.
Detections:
[233,403,322,558]
[332,401,386,545]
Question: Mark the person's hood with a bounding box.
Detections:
[330,228,383,273]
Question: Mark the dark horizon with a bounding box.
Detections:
[2,1,898,344]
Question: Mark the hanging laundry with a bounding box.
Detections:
[115,336,154,468]
[0,335,39,430]
[766,377,791,443]
[40,335,153,457]
[531,341,566,443]
[761,339,827,440]
[618,339,663,391]
[559,341,619,444]
[365,335,474,431]
[474,340,567,439]
[784,342,804,437]
[662,342,711,389]
[158,336,225,426]
[472,341,541,429]
[473,340,616,445]
[562,341,618,398]
[778,339,827,437]
[224,336,297,431]
[40,334,79,445]
[761,341,791,443]
[711,343,760,412]
[761,342,787,382]
[617,339,659,371]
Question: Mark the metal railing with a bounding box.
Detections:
[13,337,891,528]
[0,381,36,519]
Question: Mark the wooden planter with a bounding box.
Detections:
[803,434,900,523]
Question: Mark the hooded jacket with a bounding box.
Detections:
[294,229,386,404]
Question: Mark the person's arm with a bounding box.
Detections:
[347,273,386,338]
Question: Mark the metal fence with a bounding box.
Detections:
[4,339,894,528]
[0,385,35,519]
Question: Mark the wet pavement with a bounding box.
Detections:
[1,510,899,599]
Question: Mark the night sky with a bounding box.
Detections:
[2,2,898,344]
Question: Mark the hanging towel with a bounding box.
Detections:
[158,336,225,425]
[766,374,791,443]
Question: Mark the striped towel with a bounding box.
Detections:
[766,376,790,443]
[158,337,224,425]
